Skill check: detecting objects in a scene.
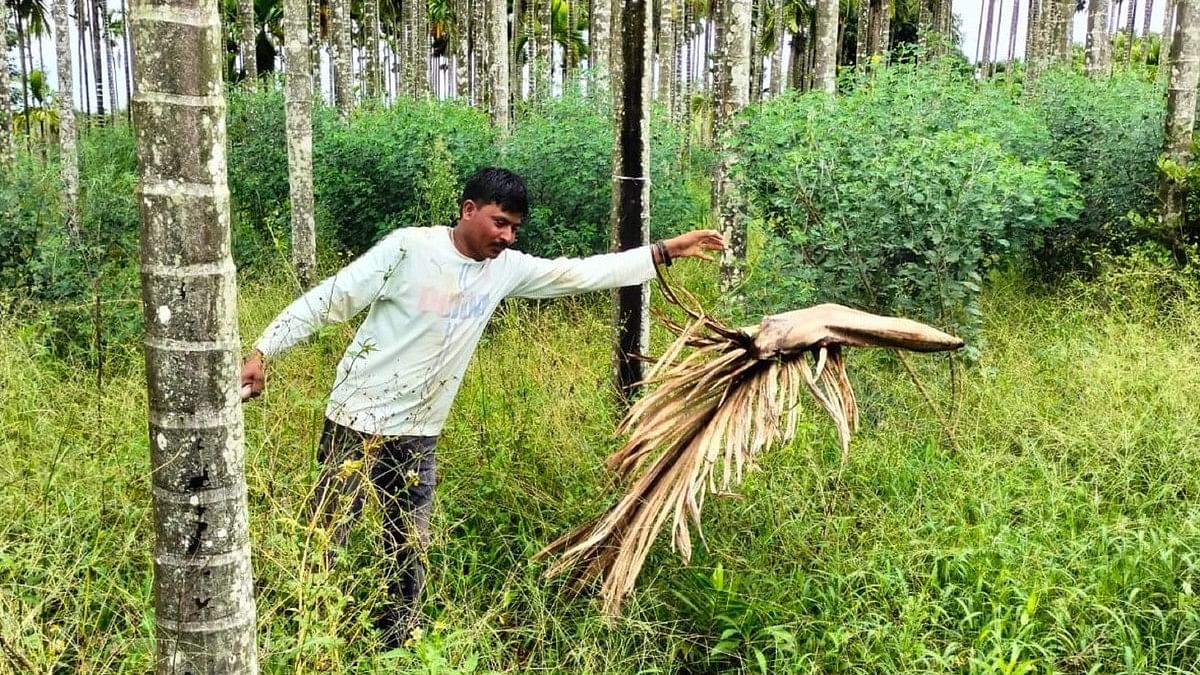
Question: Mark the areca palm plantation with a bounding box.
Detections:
[50,0,78,234]
[1,0,13,164]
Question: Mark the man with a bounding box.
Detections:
[240,167,724,646]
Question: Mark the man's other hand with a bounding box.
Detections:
[665,229,725,263]
[240,351,266,401]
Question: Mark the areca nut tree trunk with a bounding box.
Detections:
[1086,0,1112,76]
[1163,0,1178,79]
[716,0,751,292]
[91,0,106,119]
[610,0,652,397]
[331,0,352,114]
[856,0,871,66]
[0,0,13,166]
[52,0,80,236]
[660,0,677,107]
[813,0,838,93]
[770,0,783,93]
[1160,0,1200,259]
[489,0,509,133]
[363,0,381,97]
[1125,0,1137,64]
[103,7,119,118]
[129,0,259,668]
[981,0,996,74]
[285,0,316,286]
[591,0,611,81]
[1141,0,1155,63]
[239,0,258,83]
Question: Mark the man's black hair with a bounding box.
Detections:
[459,167,529,218]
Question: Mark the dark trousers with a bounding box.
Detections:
[309,418,437,642]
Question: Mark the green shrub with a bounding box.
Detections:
[502,92,708,257]
[1025,69,1165,275]
[315,98,498,255]
[734,61,1082,350]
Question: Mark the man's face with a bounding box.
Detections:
[457,200,523,260]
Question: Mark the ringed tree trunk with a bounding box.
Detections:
[1125,0,1137,65]
[537,0,552,96]
[285,0,316,286]
[92,0,107,120]
[239,0,258,84]
[813,0,837,93]
[1007,0,1020,63]
[15,10,32,145]
[856,0,870,66]
[1141,0,1155,63]
[591,0,611,82]
[610,0,652,397]
[716,0,751,293]
[52,0,81,235]
[770,0,783,93]
[490,0,510,133]
[103,5,119,118]
[1086,0,1112,75]
[455,0,470,97]
[980,0,996,75]
[364,0,381,98]
[660,0,677,108]
[331,0,352,114]
[0,0,13,165]
[1163,0,1178,77]
[129,0,259,668]
[1057,0,1074,63]
[1160,0,1200,260]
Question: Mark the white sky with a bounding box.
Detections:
[4,0,1174,111]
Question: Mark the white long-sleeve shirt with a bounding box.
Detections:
[255,225,657,436]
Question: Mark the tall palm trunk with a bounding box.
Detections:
[591,0,611,81]
[102,5,118,118]
[363,0,380,97]
[239,0,258,83]
[490,0,510,133]
[716,0,750,291]
[91,0,106,119]
[1086,0,1112,75]
[770,0,783,92]
[52,0,80,234]
[130,0,259,667]
[1027,0,1042,72]
[1160,0,1200,260]
[1057,0,1074,62]
[285,0,316,286]
[1141,0,1155,64]
[79,0,91,117]
[660,0,677,106]
[1163,0,1178,75]
[1125,0,1138,64]
[1007,0,1020,63]
[981,0,996,75]
[814,0,837,93]
[749,0,764,101]
[856,0,870,66]
[537,0,551,95]
[456,0,470,97]
[472,0,487,106]
[14,11,32,148]
[331,0,352,114]
[610,0,652,397]
[0,0,11,164]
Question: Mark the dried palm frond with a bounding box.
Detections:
[534,272,964,617]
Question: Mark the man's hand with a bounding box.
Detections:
[240,350,266,402]
[664,229,725,263]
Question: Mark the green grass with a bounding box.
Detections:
[3,261,1200,674]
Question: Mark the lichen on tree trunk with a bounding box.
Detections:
[0,0,14,166]
[52,0,80,236]
[1160,0,1200,260]
[130,0,259,669]
[239,0,258,84]
[285,0,316,287]
[610,0,652,398]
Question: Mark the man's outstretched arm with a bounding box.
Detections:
[240,232,408,400]
[507,229,725,299]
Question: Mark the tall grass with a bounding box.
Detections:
[2,260,1199,673]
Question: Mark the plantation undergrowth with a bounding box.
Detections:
[2,261,1200,674]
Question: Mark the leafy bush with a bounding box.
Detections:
[1025,69,1165,275]
[734,60,1082,350]
[502,92,708,257]
[315,98,498,255]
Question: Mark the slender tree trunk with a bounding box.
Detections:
[610,0,652,397]
[716,0,750,291]
[363,0,380,97]
[0,0,13,164]
[52,0,80,234]
[749,0,764,101]
[991,0,1003,73]
[1087,0,1112,75]
[1058,0,1074,62]
[239,0,258,84]
[456,0,470,97]
[472,0,488,106]
[103,5,119,118]
[79,0,92,117]
[510,0,522,100]
[1163,0,1178,73]
[1027,0,1042,73]
[130,0,259,666]
[1160,0,1200,259]
[591,0,611,81]
[332,0,352,114]
[285,0,316,286]
[791,24,805,85]
[770,0,783,92]
[856,0,870,66]
[123,0,135,118]
[1008,0,1020,64]
[92,0,107,120]
[14,12,32,148]
[490,0,510,132]
[660,0,677,105]
[814,0,838,93]
[1141,0,1155,64]
[876,0,890,54]
[310,0,321,97]
[416,0,431,96]
[1124,0,1138,64]
[537,0,551,95]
